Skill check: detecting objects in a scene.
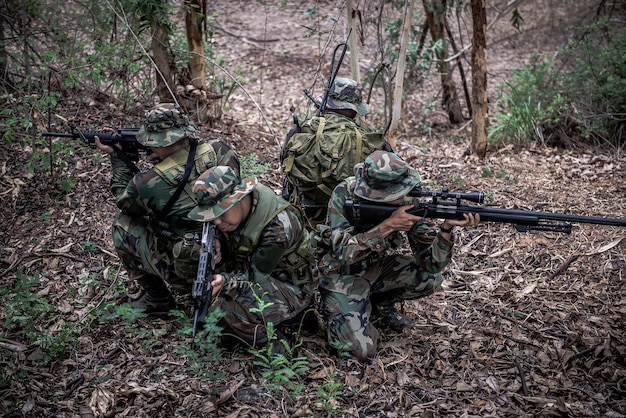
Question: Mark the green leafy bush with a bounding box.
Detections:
[489,19,626,149]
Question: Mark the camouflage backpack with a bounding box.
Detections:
[281,112,386,227]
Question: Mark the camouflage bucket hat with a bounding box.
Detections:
[136,103,200,147]
[354,151,421,202]
[317,77,371,116]
[188,166,257,222]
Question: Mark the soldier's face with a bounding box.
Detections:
[211,197,250,232]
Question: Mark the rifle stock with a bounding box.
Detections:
[192,222,216,337]
[344,187,626,234]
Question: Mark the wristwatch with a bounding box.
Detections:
[440,225,454,233]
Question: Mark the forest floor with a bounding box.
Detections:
[1,1,625,417]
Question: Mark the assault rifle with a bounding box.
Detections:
[43,128,149,161]
[344,186,626,233]
[192,222,216,337]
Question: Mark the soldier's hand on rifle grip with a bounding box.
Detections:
[94,127,117,154]
[440,213,481,239]
[212,274,225,296]
[380,205,423,237]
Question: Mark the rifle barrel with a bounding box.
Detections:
[463,205,626,227]
[42,132,77,138]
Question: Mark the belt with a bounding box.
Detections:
[339,253,380,275]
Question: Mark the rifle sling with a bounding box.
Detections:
[113,146,140,175]
[152,139,198,231]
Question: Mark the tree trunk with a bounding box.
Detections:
[422,0,463,124]
[387,0,415,149]
[471,0,488,157]
[185,0,207,91]
[150,19,174,101]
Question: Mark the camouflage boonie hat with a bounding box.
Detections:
[354,151,421,202]
[136,103,200,147]
[188,166,257,221]
[317,77,370,116]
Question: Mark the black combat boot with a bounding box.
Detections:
[371,299,414,333]
[130,275,176,315]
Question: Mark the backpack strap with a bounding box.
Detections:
[353,121,363,166]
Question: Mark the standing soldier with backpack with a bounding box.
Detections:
[281,77,393,229]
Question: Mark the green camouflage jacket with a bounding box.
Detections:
[109,139,239,237]
[319,177,455,275]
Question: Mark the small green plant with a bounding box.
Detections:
[80,241,99,253]
[97,301,146,327]
[173,309,226,387]
[239,152,271,178]
[482,166,517,184]
[38,211,52,224]
[0,271,79,363]
[495,171,518,184]
[250,321,310,397]
[448,174,467,188]
[483,189,495,204]
[248,292,310,398]
[314,371,344,415]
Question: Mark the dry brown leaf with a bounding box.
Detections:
[455,381,474,391]
[584,237,623,255]
[217,379,245,405]
[88,387,114,417]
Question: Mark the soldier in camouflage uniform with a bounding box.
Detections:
[281,77,393,226]
[95,103,240,313]
[187,166,316,348]
[315,150,480,360]
[284,77,373,144]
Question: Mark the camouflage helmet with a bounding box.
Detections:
[136,103,200,147]
[188,166,257,221]
[317,77,370,116]
[353,151,420,202]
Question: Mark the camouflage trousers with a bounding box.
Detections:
[112,213,193,292]
[212,271,316,347]
[319,253,443,361]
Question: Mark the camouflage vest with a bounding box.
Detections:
[152,142,218,204]
[231,184,314,284]
[281,113,386,225]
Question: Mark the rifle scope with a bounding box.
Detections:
[409,186,485,204]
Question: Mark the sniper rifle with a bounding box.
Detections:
[344,186,626,233]
[192,222,216,337]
